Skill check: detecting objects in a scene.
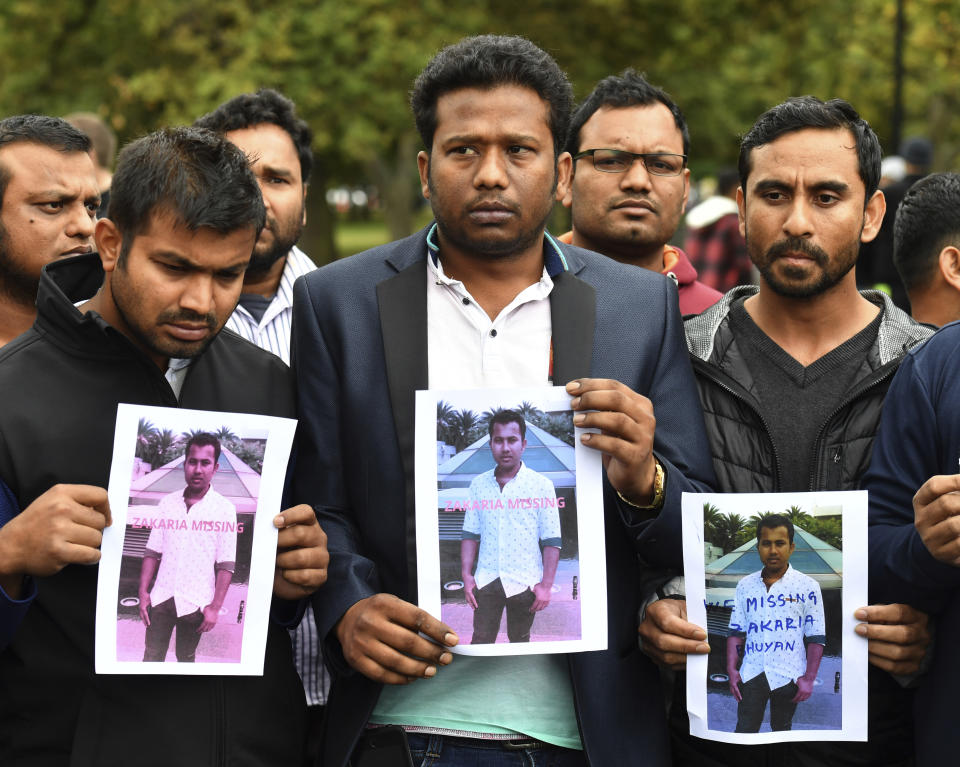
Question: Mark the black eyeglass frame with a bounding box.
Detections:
[572,148,688,176]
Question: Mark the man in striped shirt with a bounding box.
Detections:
[195,90,327,728]
[196,89,316,365]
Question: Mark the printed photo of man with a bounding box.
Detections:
[138,433,237,662]
[727,514,826,731]
[460,410,562,644]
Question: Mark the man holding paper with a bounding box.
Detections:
[291,34,715,767]
[461,410,561,644]
[637,97,932,765]
[0,126,327,766]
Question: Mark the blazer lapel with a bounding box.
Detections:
[376,257,428,598]
[550,269,596,383]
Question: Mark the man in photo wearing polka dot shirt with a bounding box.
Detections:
[138,433,238,663]
[461,410,562,644]
[726,514,826,732]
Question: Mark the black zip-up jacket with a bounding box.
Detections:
[0,254,306,767]
[669,286,932,767]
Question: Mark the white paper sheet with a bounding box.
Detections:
[415,386,606,655]
[683,491,868,743]
[95,404,296,675]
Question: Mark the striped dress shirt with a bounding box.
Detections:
[226,245,329,706]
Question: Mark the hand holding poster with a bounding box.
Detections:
[95,404,296,675]
[415,386,607,656]
[683,491,867,743]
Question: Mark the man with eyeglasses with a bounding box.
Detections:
[559,69,721,316]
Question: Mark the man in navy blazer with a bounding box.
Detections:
[291,35,715,767]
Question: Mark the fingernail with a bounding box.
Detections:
[573,413,585,424]
[854,624,867,636]
[854,608,868,620]
[581,433,592,443]
[439,652,453,665]
[444,632,458,646]
[274,516,284,528]
[570,396,581,408]
[424,666,437,677]
[696,643,710,653]
[566,380,581,392]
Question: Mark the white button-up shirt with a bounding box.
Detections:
[427,248,553,388]
[728,565,826,690]
[145,487,237,617]
[462,463,562,597]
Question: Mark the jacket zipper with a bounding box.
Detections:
[692,358,784,491]
[807,362,900,491]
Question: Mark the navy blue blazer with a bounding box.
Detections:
[291,226,715,767]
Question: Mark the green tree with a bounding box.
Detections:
[785,505,812,529]
[713,512,747,554]
[135,418,158,462]
[449,409,480,452]
[702,502,722,540]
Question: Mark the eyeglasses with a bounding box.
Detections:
[573,148,687,177]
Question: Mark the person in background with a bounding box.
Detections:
[684,166,752,293]
[559,69,721,315]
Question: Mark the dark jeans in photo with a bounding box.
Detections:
[735,673,799,732]
[143,597,204,662]
[471,578,536,644]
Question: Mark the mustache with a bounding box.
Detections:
[765,237,829,265]
[156,309,217,329]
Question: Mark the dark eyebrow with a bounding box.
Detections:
[753,178,850,195]
[260,164,295,180]
[153,251,248,274]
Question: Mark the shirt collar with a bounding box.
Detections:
[426,222,568,278]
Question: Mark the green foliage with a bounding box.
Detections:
[4,0,957,256]
[707,511,747,553]
[803,516,843,549]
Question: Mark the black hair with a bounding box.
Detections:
[488,409,526,441]
[194,88,313,183]
[565,69,689,157]
[894,172,960,291]
[411,35,573,158]
[0,114,92,205]
[64,112,117,170]
[739,97,881,203]
[108,126,265,261]
[716,166,740,197]
[186,432,222,462]
[756,514,795,544]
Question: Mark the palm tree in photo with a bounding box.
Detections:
[136,418,158,462]
[436,400,456,444]
[785,504,812,529]
[516,401,543,425]
[703,502,723,544]
[714,512,747,554]
[214,425,238,445]
[450,409,479,452]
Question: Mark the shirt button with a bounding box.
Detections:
[490,329,498,337]
[462,297,470,305]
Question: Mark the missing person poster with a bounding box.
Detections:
[414,386,607,656]
[683,491,868,744]
[95,404,296,675]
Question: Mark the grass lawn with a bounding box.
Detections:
[333,209,433,257]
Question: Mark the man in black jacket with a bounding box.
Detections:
[638,97,931,766]
[0,126,327,767]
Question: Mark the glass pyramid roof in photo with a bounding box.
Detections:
[437,420,575,488]
[706,526,842,578]
[129,448,261,513]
